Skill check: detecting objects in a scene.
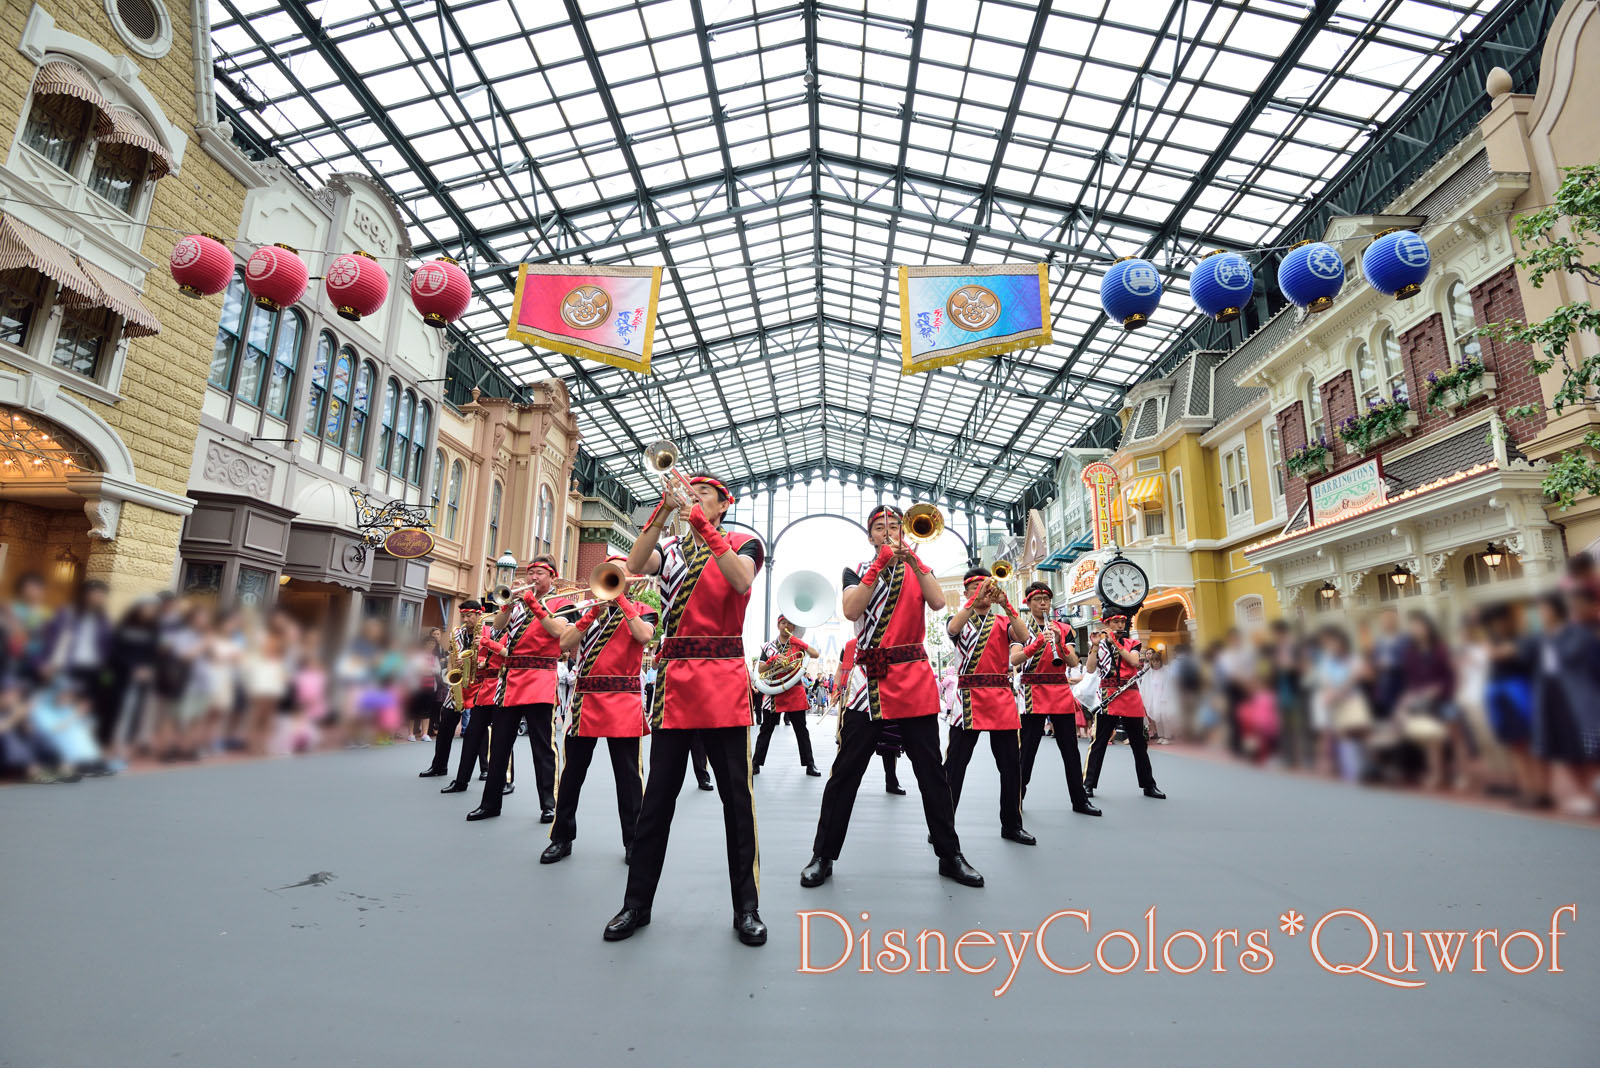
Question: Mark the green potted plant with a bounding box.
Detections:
[1285,437,1332,478]
[1336,395,1416,454]
[1425,356,1494,413]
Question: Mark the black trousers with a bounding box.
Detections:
[1083,713,1156,790]
[623,727,758,914]
[550,735,643,849]
[1020,714,1089,806]
[811,709,961,861]
[943,725,1023,833]
[452,704,494,786]
[753,711,815,768]
[690,731,711,786]
[428,705,461,774]
[481,702,557,814]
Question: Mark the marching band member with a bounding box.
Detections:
[1013,582,1101,817]
[422,600,479,779]
[541,556,654,866]
[1082,609,1166,800]
[942,567,1036,845]
[445,598,505,796]
[800,505,983,890]
[752,615,821,777]
[468,557,573,822]
[833,638,903,794]
[604,472,767,947]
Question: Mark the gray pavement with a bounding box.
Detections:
[3,725,1596,1067]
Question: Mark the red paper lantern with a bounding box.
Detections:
[325,250,389,322]
[409,256,471,329]
[244,243,309,312]
[169,233,234,298]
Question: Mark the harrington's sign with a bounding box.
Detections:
[1309,459,1386,525]
[1081,462,1120,550]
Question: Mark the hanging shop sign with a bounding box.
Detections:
[508,264,662,374]
[1080,461,1120,550]
[383,527,435,559]
[1069,556,1101,596]
[897,263,1050,375]
[1308,458,1386,525]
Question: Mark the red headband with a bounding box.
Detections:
[868,505,902,527]
[689,475,734,504]
[527,561,557,576]
[963,575,987,588]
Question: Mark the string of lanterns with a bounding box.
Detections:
[167,234,472,329]
[1100,227,1432,332]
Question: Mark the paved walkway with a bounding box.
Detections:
[3,728,1595,1067]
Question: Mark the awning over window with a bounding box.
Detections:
[0,212,161,338]
[99,106,172,180]
[31,62,114,137]
[1124,474,1165,509]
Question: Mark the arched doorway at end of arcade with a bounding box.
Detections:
[1134,595,1194,661]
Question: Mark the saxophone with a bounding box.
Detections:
[445,627,467,709]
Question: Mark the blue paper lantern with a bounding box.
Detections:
[1277,240,1345,314]
[1100,257,1163,331]
[1362,228,1431,301]
[1189,250,1254,323]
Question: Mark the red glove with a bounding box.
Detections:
[904,546,932,576]
[861,542,896,584]
[522,590,549,620]
[1024,634,1049,657]
[573,607,600,633]
[616,595,641,620]
[687,504,733,557]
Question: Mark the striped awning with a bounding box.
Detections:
[1124,474,1165,509]
[1110,493,1124,524]
[32,62,114,137]
[62,259,161,338]
[0,213,161,338]
[99,106,172,180]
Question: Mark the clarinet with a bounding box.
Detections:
[1103,665,1149,704]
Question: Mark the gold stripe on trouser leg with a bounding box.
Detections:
[746,727,760,895]
[548,706,560,808]
[548,725,565,841]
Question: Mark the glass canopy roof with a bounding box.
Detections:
[210,0,1503,510]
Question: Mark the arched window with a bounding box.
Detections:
[22,87,92,172]
[488,480,503,557]
[377,378,398,470]
[445,460,463,539]
[208,274,248,389]
[1354,342,1379,408]
[535,485,554,556]
[323,348,354,445]
[1446,281,1482,368]
[302,332,334,436]
[262,311,303,419]
[1378,326,1406,401]
[409,401,430,486]
[429,448,445,527]
[1305,379,1325,444]
[347,361,374,458]
[393,389,416,479]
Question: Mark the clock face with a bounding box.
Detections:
[1098,559,1149,609]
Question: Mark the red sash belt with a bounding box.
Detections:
[1020,672,1069,686]
[856,643,928,679]
[659,635,743,660]
[506,655,557,670]
[576,675,638,693]
[958,673,1014,690]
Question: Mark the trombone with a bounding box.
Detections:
[490,577,584,607]
[901,502,944,545]
[563,558,656,613]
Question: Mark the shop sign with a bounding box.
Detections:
[384,527,435,559]
[1080,461,1119,549]
[1309,459,1386,525]
[1069,557,1100,595]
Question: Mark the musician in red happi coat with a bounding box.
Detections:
[800,504,984,891]
[943,567,1035,845]
[440,599,493,793]
[1082,609,1166,800]
[604,473,767,948]
[1012,581,1100,817]
[540,556,655,867]
[752,615,821,776]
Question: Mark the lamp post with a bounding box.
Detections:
[495,550,518,593]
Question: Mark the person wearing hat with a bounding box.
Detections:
[800,504,984,891]
[541,556,656,865]
[421,599,480,779]
[1082,608,1165,800]
[1012,582,1100,817]
[753,614,821,777]
[469,555,575,823]
[604,472,767,947]
[443,597,504,795]
[942,567,1036,844]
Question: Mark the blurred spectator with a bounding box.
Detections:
[1138,648,1171,743]
[1214,628,1255,756]
[108,597,161,767]
[1482,601,1547,808]
[1170,641,1202,742]
[10,572,50,684]
[152,602,209,762]
[1309,626,1370,782]
[1269,620,1309,769]
[408,629,444,742]
[1534,583,1600,817]
[1387,612,1454,790]
[1236,674,1279,764]
[40,580,115,748]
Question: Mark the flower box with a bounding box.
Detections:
[1443,371,1496,412]
[1338,404,1419,455]
[1426,358,1497,414]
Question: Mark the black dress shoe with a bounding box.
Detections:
[734,910,767,946]
[419,768,446,777]
[886,782,906,795]
[805,765,822,777]
[478,772,488,781]
[440,781,468,793]
[502,782,515,795]
[539,807,555,823]
[938,853,985,887]
[1143,786,1166,799]
[603,907,651,941]
[1083,786,1094,798]
[540,840,572,864]
[1072,801,1104,817]
[465,807,499,821]
[752,764,761,776]
[697,779,715,791]
[1001,827,1037,846]
[800,855,833,887]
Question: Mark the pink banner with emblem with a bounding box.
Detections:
[507,263,662,374]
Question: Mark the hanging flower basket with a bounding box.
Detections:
[1285,438,1332,479]
[1425,357,1496,413]
[1336,397,1418,454]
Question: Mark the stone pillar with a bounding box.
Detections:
[83,503,186,615]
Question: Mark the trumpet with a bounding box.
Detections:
[991,559,1014,580]
[901,502,944,545]
[643,439,699,512]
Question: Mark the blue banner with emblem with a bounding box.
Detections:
[898,263,1051,375]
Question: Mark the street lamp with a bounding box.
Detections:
[1480,542,1505,570]
[1389,564,1412,588]
[1319,581,1337,602]
[495,550,518,592]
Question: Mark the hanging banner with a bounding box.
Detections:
[1081,461,1120,550]
[898,263,1050,375]
[507,263,662,374]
